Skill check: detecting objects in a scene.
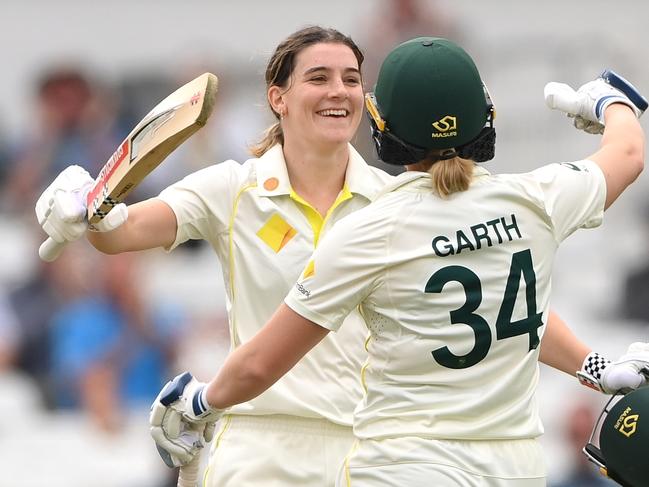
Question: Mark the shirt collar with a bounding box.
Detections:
[375,164,492,197]
[256,143,381,200]
[344,144,384,200]
[256,144,292,196]
[472,165,491,179]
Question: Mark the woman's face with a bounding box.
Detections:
[270,42,363,149]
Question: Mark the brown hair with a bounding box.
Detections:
[249,26,364,157]
[426,155,475,197]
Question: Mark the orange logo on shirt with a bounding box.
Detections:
[264,177,279,191]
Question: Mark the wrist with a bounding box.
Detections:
[188,384,223,423]
[603,102,638,123]
[576,351,611,393]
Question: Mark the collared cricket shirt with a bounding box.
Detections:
[158,144,393,424]
[286,160,606,440]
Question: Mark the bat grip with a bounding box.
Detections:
[177,456,201,487]
[544,82,583,114]
[39,237,66,262]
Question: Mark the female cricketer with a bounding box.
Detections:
[149,37,648,486]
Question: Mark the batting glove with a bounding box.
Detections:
[35,165,129,261]
[544,70,646,135]
[577,343,649,394]
[35,165,95,244]
[149,372,223,468]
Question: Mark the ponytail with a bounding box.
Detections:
[427,157,474,197]
[249,122,284,158]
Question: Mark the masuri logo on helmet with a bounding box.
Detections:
[431,115,458,137]
[584,386,649,487]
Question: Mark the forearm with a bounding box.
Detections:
[204,304,330,410]
[204,344,283,409]
[591,105,645,209]
[539,310,591,376]
[87,198,177,253]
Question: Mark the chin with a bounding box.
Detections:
[320,129,355,145]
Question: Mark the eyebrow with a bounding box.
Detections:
[303,66,361,76]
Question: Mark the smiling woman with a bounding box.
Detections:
[134,27,392,487]
[32,25,394,487]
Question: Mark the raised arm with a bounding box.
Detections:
[589,104,644,210]
[544,70,646,210]
[36,165,178,258]
[86,198,177,253]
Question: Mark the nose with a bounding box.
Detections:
[328,77,349,99]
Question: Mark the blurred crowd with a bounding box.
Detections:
[0,67,187,416]
[0,61,237,486]
[0,0,450,431]
[0,1,647,485]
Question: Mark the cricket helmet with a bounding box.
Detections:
[365,37,496,166]
[583,386,649,486]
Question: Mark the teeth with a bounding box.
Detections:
[318,109,347,117]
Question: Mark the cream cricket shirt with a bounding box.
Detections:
[286,160,606,440]
[157,144,393,425]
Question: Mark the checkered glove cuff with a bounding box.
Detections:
[576,352,611,392]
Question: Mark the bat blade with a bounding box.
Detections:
[38,72,218,262]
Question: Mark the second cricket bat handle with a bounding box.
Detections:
[177,456,201,487]
[39,237,66,262]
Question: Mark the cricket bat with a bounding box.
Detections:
[544,69,647,122]
[38,72,218,262]
[177,456,201,487]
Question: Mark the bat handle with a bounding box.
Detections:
[177,456,201,487]
[544,82,583,114]
[39,237,66,262]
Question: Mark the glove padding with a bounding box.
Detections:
[545,73,644,135]
[35,165,129,259]
[577,343,649,394]
[149,372,223,468]
[36,165,94,243]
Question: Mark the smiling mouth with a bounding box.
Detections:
[316,109,349,118]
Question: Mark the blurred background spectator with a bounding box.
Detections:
[1,67,124,217]
[47,245,185,431]
[549,400,616,487]
[0,0,647,485]
[0,288,20,371]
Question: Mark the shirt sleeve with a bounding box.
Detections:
[530,159,606,242]
[284,206,392,332]
[156,160,244,250]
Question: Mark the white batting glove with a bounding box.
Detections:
[150,372,223,468]
[545,73,644,135]
[35,165,129,261]
[577,343,649,394]
[35,165,94,244]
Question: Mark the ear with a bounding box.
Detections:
[268,85,286,118]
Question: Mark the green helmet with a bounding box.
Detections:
[584,386,649,486]
[365,37,495,165]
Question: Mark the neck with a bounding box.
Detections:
[282,139,350,215]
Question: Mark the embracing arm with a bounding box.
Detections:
[539,310,591,376]
[204,304,330,409]
[540,311,649,394]
[86,198,177,253]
